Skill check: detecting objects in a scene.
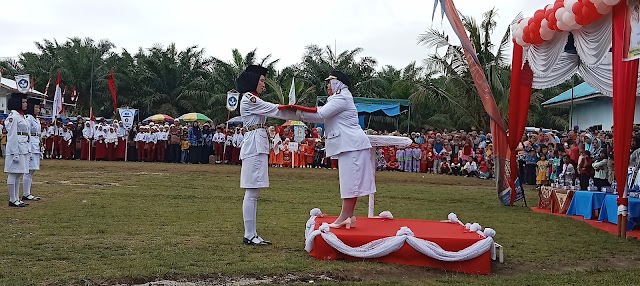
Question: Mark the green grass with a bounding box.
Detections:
[1,160,640,285]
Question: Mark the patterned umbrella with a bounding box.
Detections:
[281,120,306,127]
[143,114,174,123]
[177,112,212,122]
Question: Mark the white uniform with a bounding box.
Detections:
[298,88,375,199]
[4,111,30,174]
[239,93,297,188]
[26,114,42,170]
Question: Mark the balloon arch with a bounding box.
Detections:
[508,0,636,237]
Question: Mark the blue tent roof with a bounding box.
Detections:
[316,97,410,116]
[541,82,600,106]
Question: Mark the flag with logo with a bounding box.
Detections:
[226,90,239,111]
[52,71,64,117]
[15,74,30,94]
[288,78,296,105]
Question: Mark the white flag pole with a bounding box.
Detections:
[288,78,296,105]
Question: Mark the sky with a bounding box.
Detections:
[0,0,544,70]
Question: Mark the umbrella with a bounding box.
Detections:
[143,114,174,123]
[282,120,306,127]
[177,113,211,122]
[227,116,243,124]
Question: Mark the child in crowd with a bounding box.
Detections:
[180,130,190,163]
[451,158,462,176]
[536,151,549,188]
[462,157,478,177]
[478,160,490,179]
[439,158,451,175]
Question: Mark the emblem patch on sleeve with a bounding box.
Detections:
[250,96,257,103]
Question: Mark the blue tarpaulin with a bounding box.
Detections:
[355,103,400,116]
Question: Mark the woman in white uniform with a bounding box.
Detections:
[236,65,298,245]
[297,71,375,229]
[5,93,30,207]
[23,97,43,201]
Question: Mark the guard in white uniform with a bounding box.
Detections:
[297,71,375,229]
[237,65,298,246]
[23,97,43,202]
[4,94,30,207]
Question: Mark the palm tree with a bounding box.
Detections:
[418,8,520,130]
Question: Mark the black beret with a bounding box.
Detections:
[245,65,268,76]
[235,71,261,93]
[27,97,42,105]
[325,70,352,87]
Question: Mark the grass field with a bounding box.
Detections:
[1,159,640,285]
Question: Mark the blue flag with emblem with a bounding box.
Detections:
[227,90,240,111]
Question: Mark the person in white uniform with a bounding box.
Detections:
[5,93,30,207]
[296,71,375,229]
[237,64,299,246]
[23,97,43,201]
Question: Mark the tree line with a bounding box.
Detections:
[0,9,570,132]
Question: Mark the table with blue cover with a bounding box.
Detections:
[566,191,608,219]
[598,194,640,231]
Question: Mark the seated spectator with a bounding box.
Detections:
[462,157,478,177]
[450,158,462,176]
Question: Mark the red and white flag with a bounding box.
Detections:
[71,86,77,102]
[52,70,64,117]
[44,78,51,98]
[0,67,4,79]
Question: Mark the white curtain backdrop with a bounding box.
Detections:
[524,13,640,96]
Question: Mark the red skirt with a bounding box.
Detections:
[95,141,107,160]
[106,143,116,161]
[232,147,240,163]
[156,141,166,162]
[81,139,91,160]
[116,138,126,159]
[214,143,224,156]
[137,141,145,161]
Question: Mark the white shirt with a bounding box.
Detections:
[25,115,42,154]
[297,89,371,157]
[239,92,297,160]
[212,132,225,143]
[464,161,478,172]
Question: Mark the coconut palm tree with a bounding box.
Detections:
[417,8,520,130]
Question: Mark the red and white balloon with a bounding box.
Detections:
[512,0,620,46]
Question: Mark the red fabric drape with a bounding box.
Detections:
[506,43,533,205]
[612,1,639,207]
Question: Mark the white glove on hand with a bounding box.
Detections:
[13,155,19,163]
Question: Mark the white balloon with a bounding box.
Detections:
[564,0,579,11]
[557,19,572,31]
[540,26,555,41]
[595,1,612,14]
[603,0,620,5]
[545,4,554,10]
[563,12,577,27]
[516,37,530,47]
[556,8,568,24]
[540,19,550,31]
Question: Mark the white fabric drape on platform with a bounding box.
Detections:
[304,212,496,262]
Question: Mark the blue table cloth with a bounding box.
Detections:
[566,191,607,219]
[598,194,640,231]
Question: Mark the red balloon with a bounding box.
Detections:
[572,2,584,15]
[523,26,532,43]
[534,9,545,21]
[553,1,564,10]
[581,0,602,22]
[548,9,560,32]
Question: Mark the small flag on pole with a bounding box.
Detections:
[52,70,64,116]
[44,78,51,98]
[107,69,118,114]
[288,78,296,105]
[71,86,77,102]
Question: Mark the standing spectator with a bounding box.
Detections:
[578,150,594,190]
[169,122,182,163]
[188,122,202,164]
[592,150,610,191]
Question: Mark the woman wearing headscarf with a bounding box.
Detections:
[22,97,43,202]
[296,71,374,229]
[81,121,93,160]
[5,93,30,207]
[188,122,202,164]
[201,123,213,164]
[236,64,298,246]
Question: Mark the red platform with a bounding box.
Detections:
[308,216,492,274]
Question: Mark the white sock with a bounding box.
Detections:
[243,188,260,239]
[23,170,35,197]
[7,173,20,203]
